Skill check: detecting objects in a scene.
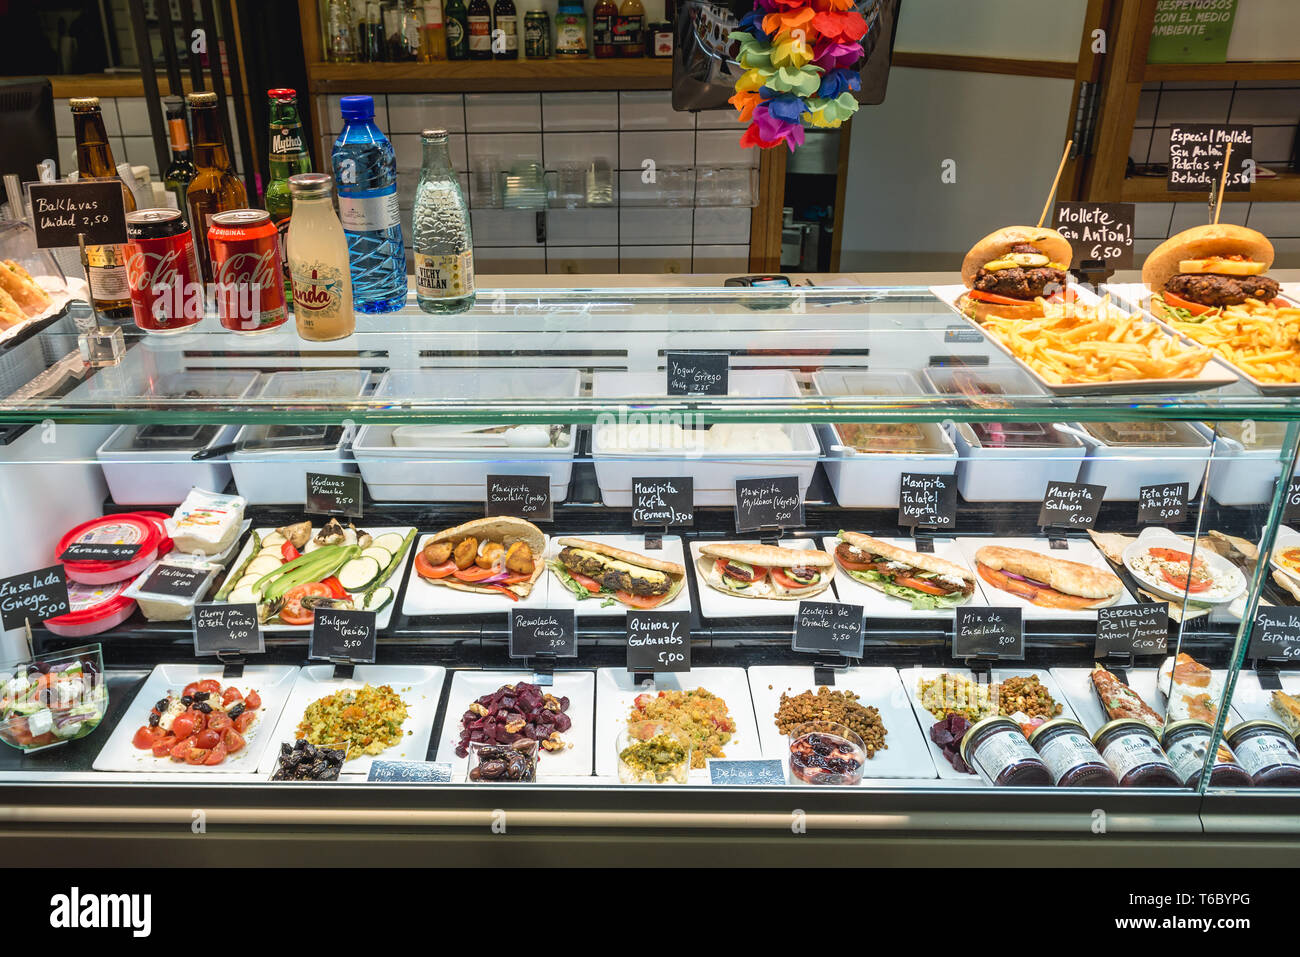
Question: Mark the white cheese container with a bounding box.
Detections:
[122,557,223,622]
[1076,420,1211,501]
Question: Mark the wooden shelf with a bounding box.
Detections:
[49,73,233,98]
[1121,170,1300,203]
[307,59,673,94]
[1143,60,1300,83]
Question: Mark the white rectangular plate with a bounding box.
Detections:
[543,533,692,617]
[401,532,551,617]
[688,538,833,620]
[954,536,1139,620]
[435,670,595,780]
[94,664,298,773]
[1051,666,1163,735]
[747,665,937,779]
[256,664,445,777]
[594,667,762,781]
[1226,669,1300,727]
[821,535,985,619]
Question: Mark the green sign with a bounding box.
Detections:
[1147,0,1237,64]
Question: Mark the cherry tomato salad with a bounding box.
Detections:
[131,679,263,766]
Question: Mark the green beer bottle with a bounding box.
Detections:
[265,89,313,295]
[445,0,470,59]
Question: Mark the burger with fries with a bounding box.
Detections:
[956,225,1074,322]
[1143,224,1284,321]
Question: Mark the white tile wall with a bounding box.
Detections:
[546,209,619,246]
[1248,203,1300,237]
[692,244,751,272]
[618,245,693,274]
[543,132,617,167]
[547,247,620,274]
[695,129,758,168]
[618,91,694,131]
[692,207,752,245]
[465,93,542,132]
[392,132,469,172]
[468,132,543,165]
[541,92,618,131]
[472,209,542,247]
[474,245,547,274]
[620,131,694,169]
[621,207,694,246]
[387,93,465,133]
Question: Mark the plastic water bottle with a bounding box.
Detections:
[331,95,407,313]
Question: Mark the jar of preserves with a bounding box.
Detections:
[1091,719,1181,788]
[960,716,1052,787]
[1028,718,1118,787]
[1225,720,1300,788]
[1160,720,1252,789]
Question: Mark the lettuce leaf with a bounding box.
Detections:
[848,569,968,610]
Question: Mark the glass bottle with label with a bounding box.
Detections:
[286,173,355,341]
[412,129,475,315]
[70,97,138,321]
[467,0,492,59]
[592,0,616,57]
[361,0,385,61]
[185,91,248,283]
[615,0,644,56]
[554,0,587,56]
[445,0,469,58]
[265,89,313,298]
[161,96,197,216]
[422,0,447,59]
[327,0,358,61]
[493,0,518,59]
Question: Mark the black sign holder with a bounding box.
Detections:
[965,655,997,683]
[528,653,556,687]
[1253,656,1289,691]
[643,524,666,551]
[330,657,356,681]
[757,524,783,547]
[216,650,245,680]
[812,657,851,687]
[1100,650,1135,687]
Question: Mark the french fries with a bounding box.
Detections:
[1167,298,1300,385]
[981,299,1212,384]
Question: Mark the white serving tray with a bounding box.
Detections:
[542,533,692,617]
[93,664,298,774]
[747,665,938,780]
[401,532,551,617]
[1051,666,1163,735]
[435,670,595,780]
[1225,669,1300,728]
[255,664,445,777]
[953,535,1138,621]
[594,667,762,781]
[688,538,834,620]
[820,535,985,619]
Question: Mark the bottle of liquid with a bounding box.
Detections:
[286,173,355,341]
[412,129,475,315]
[445,0,469,58]
[422,0,447,60]
[185,91,247,283]
[615,0,644,56]
[161,95,197,215]
[70,97,138,321]
[327,0,358,61]
[592,0,616,57]
[362,0,385,60]
[467,0,492,59]
[493,0,518,59]
[331,95,407,313]
[553,0,587,56]
[265,89,313,297]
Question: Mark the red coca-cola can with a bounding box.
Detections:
[124,209,203,334]
[207,209,288,334]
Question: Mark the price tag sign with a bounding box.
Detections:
[734,475,804,533]
[632,477,694,527]
[193,603,263,656]
[1248,607,1300,662]
[707,758,786,786]
[509,608,576,659]
[1095,602,1169,658]
[1168,124,1254,192]
[137,562,212,602]
[58,541,143,563]
[1052,201,1136,270]
[1282,478,1300,524]
[792,600,864,657]
[899,472,958,529]
[0,565,70,630]
[28,180,128,248]
[1138,482,1189,525]
[486,473,552,522]
[626,609,691,673]
[1038,480,1105,530]
[309,607,377,662]
[306,472,364,519]
[666,351,729,396]
[367,761,454,783]
[953,606,1024,660]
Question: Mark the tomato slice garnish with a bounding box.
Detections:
[968,289,1033,306]
[484,583,520,601]
[452,564,499,582]
[415,551,456,579]
[132,726,165,750]
[1161,291,1218,317]
[243,690,261,711]
[770,568,818,590]
[896,576,948,596]
[571,571,602,593]
[615,590,670,608]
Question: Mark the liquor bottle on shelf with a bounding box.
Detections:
[493,0,518,59]
[361,0,385,61]
[264,89,312,297]
[185,91,248,283]
[331,95,406,313]
[161,95,197,216]
[421,0,448,60]
[467,0,492,59]
[385,0,419,60]
[327,0,358,61]
[554,0,588,57]
[412,129,475,315]
[615,0,645,57]
[445,0,469,58]
[286,173,355,341]
[593,0,616,58]
[70,96,138,321]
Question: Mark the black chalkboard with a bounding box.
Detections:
[632,477,694,527]
[953,606,1023,660]
[486,473,552,522]
[792,600,864,657]
[0,565,70,630]
[734,475,803,532]
[136,562,212,601]
[58,542,143,563]
[626,609,691,673]
[899,472,957,529]
[1138,482,1189,526]
[192,602,263,656]
[1095,602,1169,658]
[509,608,576,659]
[309,607,377,663]
[1248,607,1300,663]
[29,180,128,248]
[666,351,729,396]
[1168,124,1254,193]
[1282,478,1300,524]
[1052,201,1136,270]
[306,472,364,518]
[1038,481,1105,530]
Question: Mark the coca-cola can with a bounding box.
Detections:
[207,209,288,334]
[124,209,203,334]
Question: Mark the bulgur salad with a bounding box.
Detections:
[627,689,736,769]
[294,683,411,760]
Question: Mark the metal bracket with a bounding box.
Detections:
[758,525,783,547]
[631,672,655,688]
[913,534,935,554]
[812,659,848,687]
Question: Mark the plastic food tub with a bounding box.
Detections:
[43,580,136,638]
[812,370,957,508]
[56,512,169,585]
[1202,419,1298,507]
[591,369,820,507]
[1077,420,1211,501]
[353,368,580,502]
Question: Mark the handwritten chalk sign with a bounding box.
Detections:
[953,606,1024,660]
[1168,124,1253,193]
[626,609,691,673]
[899,472,957,529]
[1248,607,1300,662]
[29,180,128,248]
[1138,482,1189,525]
[193,602,263,656]
[306,472,363,518]
[509,608,576,658]
[58,542,143,563]
[0,565,70,630]
[136,562,213,601]
[1052,201,1136,269]
[632,477,694,527]
[666,351,729,396]
[734,475,804,533]
[486,473,552,522]
[1038,480,1105,530]
[1096,602,1169,658]
[1281,478,1300,524]
[309,607,377,663]
[793,600,864,657]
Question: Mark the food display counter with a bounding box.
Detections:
[1,283,1299,866]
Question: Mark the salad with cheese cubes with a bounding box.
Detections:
[0,645,108,751]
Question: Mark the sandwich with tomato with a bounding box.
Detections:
[549,538,686,609]
[1142,223,1283,321]
[696,542,834,600]
[413,516,545,601]
[975,545,1123,610]
[956,225,1073,322]
[833,532,975,610]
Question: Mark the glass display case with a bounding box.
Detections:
[1,284,1298,864]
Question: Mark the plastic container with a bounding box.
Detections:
[467,738,538,782]
[353,368,579,502]
[787,721,867,785]
[960,715,1052,786]
[1161,719,1252,788]
[617,723,691,784]
[1092,718,1181,788]
[1225,720,1300,788]
[122,557,223,622]
[43,580,136,638]
[1028,717,1118,787]
[56,512,169,585]
[1077,420,1211,501]
[1202,420,1297,507]
[591,370,820,507]
[0,644,107,752]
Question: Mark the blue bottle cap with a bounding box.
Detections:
[339,95,375,121]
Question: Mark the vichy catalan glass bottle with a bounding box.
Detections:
[286,173,355,341]
[330,94,407,313]
[412,129,475,314]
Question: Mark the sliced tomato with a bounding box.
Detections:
[414,551,457,579]
[570,571,602,593]
[714,559,769,582]
[896,576,948,596]
[320,576,349,600]
[222,728,246,753]
[770,568,818,590]
[169,735,198,761]
[194,729,221,750]
[220,686,243,706]
[203,745,228,766]
[151,736,177,758]
[244,689,261,711]
[206,712,233,734]
[233,711,257,734]
[196,680,221,694]
[1149,547,1192,562]
[451,564,499,582]
[182,682,201,698]
[1271,297,1292,309]
[281,541,301,562]
[184,747,211,766]
[281,582,329,625]
[615,590,670,609]
[1161,291,1218,317]
[968,289,1034,306]
[132,726,166,750]
[170,711,200,740]
[1160,566,1212,593]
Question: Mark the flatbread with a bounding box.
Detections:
[698,541,833,568]
[838,532,973,582]
[1086,530,1133,566]
[975,545,1123,600]
[696,553,833,601]
[555,537,685,577]
[422,517,547,598]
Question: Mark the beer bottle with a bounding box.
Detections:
[445,0,469,58]
[467,0,492,59]
[70,97,137,321]
[185,91,248,283]
[162,96,198,216]
[265,89,313,296]
[493,0,518,59]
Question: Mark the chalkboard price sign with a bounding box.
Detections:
[1168,124,1254,193]
[486,474,553,522]
[29,180,128,249]
[1282,478,1300,524]
[1096,602,1169,658]
[1248,607,1300,663]
[626,609,691,673]
[306,472,364,518]
[136,561,213,601]
[632,477,694,527]
[899,472,957,529]
[309,607,377,663]
[1052,201,1136,270]
[509,608,577,659]
[192,603,263,657]
[666,351,729,396]
[734,475,804,533]
[953,606,1024,660]
[792,600,864,657]
[58,542,143,563]
[1038,481,1105,530]
[1138,482,1189,525]
[0,565,70,630]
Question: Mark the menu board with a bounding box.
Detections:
[898,472,957,529]
[1168,124,1254,192]
[734,476,803,532]
[1138,482,1189,525]
[509,608,577,659]
[793,600,864,657]
[631,477,694,527]
[1038,481,1105,530]
[29,180,128,248]
[1095,602,1169,658]
[0,565,70,630]
[1248,608,1300,662]
[1052,202,1136,270]
[953,606,1024,660]
[193,603,263,657]
[486,474,553,522]
[626,609,691,673]
[309,608,377,662]
[666,352,729,396]
[306,472,364,518]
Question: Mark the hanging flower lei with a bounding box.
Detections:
[728,0,867,150]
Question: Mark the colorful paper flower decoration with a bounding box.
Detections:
[730,0,864,151]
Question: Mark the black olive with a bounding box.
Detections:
[155,698,169,711]
[197,702,212,714]
[280,743,293,757]
[294,738,308,750]
[226,702,245,720]
[148,713,160,727]
[192,691,210,702]
[180,695,193,706]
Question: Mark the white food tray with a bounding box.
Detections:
[820,535,985,619]
[542,533,691,616]
[688,538,832,620]
[1225,669,1300,729]
[1052,666,1163,735]
[401,531,550,617]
